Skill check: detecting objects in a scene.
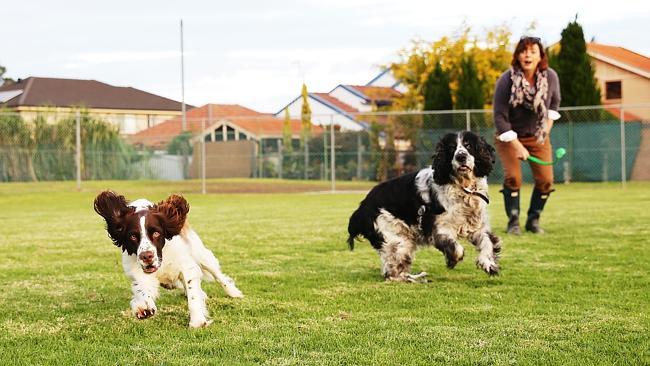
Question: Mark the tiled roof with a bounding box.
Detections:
[587,43,650,77]
[604,106,644,122]
[130,104,318,149]
[311,93,359,114]
[347,85,402,102]
[0,77,186,110]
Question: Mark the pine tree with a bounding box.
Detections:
[282,108,293,154]
[455,56,485,109]
[422,61,453,128]
[300,83,312,179]
[300,83,312,148]
[553,18,601,106]
[422,61,453,111]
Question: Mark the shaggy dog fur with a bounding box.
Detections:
[347,131,502,282]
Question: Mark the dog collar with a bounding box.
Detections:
[462,187,490,204]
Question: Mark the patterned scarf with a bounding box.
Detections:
[509,67,549,143]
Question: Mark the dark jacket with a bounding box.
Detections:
[493,68,561,136]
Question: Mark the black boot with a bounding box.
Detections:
[501,187,521,235]
[525,188,552,234]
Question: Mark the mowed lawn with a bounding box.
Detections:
[0,180,648,365]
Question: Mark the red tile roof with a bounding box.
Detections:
[130,104,320,149]
[604,106,644,122]
[311,93,359,114]
[587,43,650,77]
[0,77,186,110]
[348,85,402,102]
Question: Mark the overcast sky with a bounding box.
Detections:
[2,0,648,113]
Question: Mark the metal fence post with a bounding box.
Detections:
[330,115,335,192]
[620,107,626,188]
[323,128,328,180]
[466,110,470,131]
[201,118,206,194]
[75,111,81,191]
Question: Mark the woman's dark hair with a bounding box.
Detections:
[510,36,548,71]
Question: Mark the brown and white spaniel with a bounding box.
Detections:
[94,191,243,328]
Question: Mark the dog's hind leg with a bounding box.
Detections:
[379,239,423,282]
[470,231,500,276]
[198,249,244,298]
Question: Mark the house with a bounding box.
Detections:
[0,77,186,134]
[130,104,323,179]
[587,42,650,120]
[130,103,316,150]
[274,69,404,131]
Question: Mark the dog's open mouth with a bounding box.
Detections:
[457,165,471,173]
[142,265,158,274]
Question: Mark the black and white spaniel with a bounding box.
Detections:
[94,191,243,328]
[347,131,501,282]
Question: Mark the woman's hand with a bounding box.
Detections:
[511,139,530,160]
[544,118,554,136]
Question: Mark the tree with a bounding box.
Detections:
[551,17,601,106]
[0,63,15,86]
[423,61,453,111]
[421,61,453,129]
[300,83,312,179]
[300,83,312,148]
[282,108,293,154]
[390,23,511,111]
[455,55,485,109]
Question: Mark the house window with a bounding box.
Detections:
[605,81,622,100]
[214,125,224,141]
[226,126,236,141]
[122,114,137,134]
[238,132,247,140]
[204,134,212,142]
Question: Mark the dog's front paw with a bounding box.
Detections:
[476,257,499,276]
[189,316,212,328]
[131,298,157,320]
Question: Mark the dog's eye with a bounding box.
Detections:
[152,232,160,239]
[130,234,138,242]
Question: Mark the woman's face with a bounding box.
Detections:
[517,43,541,73]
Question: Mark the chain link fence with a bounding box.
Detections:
[1,104,648,191]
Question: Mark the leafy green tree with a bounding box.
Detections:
[455,55,485,109]
[552,17,601,106]
[391,23,511,111]
[167,131,193,156]
[0,64,15,86]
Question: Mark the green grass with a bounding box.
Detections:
[0,179,648,365]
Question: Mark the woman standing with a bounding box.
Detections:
[493,36,561,235]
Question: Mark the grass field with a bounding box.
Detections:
[0,179,649,365]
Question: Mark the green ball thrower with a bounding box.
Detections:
[527,147,566,165]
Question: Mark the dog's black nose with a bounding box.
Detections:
[455,151,468,163]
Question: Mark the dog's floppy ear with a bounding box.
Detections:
[154,194,189,239]
[94,190,131,247]
[432,133,455,185]
[474,134,496,178]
